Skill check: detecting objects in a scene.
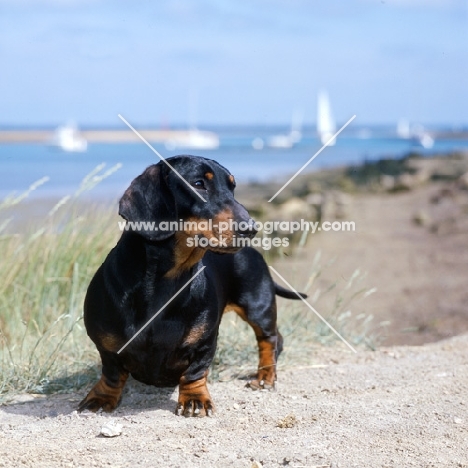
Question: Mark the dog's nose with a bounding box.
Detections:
[236,218,258,239]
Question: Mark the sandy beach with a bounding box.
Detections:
[271,183,468,346]
[1,334,467,467]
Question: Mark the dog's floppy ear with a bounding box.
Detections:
[119,164,177,240]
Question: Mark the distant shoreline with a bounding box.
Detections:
[1,128,468,143]
[0,129,214,144]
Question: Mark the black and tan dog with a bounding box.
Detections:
[79,155,305,417]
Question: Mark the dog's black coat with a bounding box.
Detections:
[79,155,305,416]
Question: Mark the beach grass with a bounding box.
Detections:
[0,167,121,401]
[0,169,380,403]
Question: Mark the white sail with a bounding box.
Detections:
[165,89,220,150]
[397,120,435,149]
[317,90,336,146]
[51,122,87,152]
[411,124,434,149]
[267,109,303,149]
[397,118,411,139]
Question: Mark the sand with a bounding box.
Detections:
[270,183,468,347]
[1,335,467,467]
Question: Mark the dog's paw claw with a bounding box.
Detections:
[78,396,118,413]
[246,379,276,391]
[175,399,214,417]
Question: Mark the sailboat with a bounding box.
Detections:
[317,90,336,146]
[165,90,219,151]
[164,129,219,151]
[50,122,87,152]
[397,119,434,149]
[397,119,411,139]
[266,109,303,149]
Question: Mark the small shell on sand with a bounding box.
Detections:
[100,420,123,437]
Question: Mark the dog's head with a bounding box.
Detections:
[119,155,257,252]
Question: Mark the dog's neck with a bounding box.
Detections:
[164,232,205,279]
[141,232,204,279]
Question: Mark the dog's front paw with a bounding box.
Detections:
[246,366,277,391]
[78,393,120,413]
[246,378,276,391]
[78,388,120,413]
[78,374,127,413]
[175,396,214,417]
[176,372,214,417]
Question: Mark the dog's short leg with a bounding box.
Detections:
[248,332,282,390]
[78,352,128,413]
[175,370,214,417]
[226,302,281,390]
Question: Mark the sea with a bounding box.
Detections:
[1,127,467,202]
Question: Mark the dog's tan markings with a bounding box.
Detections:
[176,370,214,417]
[78,372,129,413]
[99,334,121,352]
[183,323,207,345]
[176,211,238,254]
[165,231,206,279]
[183,216,216,238]
[212,208,236,246]
[225,303,277,390]
[224,302,246,317]
[213,208,234,225]
[251,337,277,388]
[224,303,262,335]
[186,211,235,241]
[165,209,241,278]
[205,172,214,180]
[229,174,235,185]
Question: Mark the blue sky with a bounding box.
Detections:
[0,0,466,126]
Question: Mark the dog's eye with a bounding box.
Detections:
[193,180,205,189]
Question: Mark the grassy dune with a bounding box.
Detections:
[0,169,379,403]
